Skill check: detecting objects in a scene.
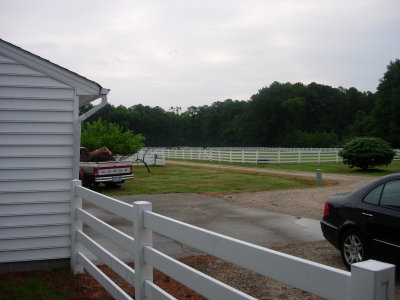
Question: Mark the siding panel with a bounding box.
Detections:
[0,225,70,240]
[0,191,71,204]
[0,55,16,63]
[0,87,74,99]
[0,248,71,263]
[0,63,43,75]
[0,145,73,156]
[0,99,73,110]
[0,110,73,122]
[0,180,71,193]
[0,157,73,168]
[0,213,70,228]
[0,168,72,181]
[0,134,73,145]
[0,202,70,216]
[0,236,70,252]
[0,122,73,133]
[0,75,71,88]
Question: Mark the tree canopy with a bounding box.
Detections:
[81,59,398,148]
[81,119,145,157]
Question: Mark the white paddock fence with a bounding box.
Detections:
[70,179,395,300]
[128,151,165,166]
[153,148,400,164]
[160,148,341,163]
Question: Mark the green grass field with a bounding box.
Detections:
[94,164,315,196]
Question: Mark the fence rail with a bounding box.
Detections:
[148,148,400,164]
[70,180,395,300]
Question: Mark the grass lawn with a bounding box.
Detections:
[93,164,315,196]
[170,159,400,177]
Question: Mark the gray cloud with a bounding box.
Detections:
[1,0,399,109]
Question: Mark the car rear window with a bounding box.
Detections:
[380,180,400,209]
[363,184,383,205]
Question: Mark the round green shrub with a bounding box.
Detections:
[339,137,395,170]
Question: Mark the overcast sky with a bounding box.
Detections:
[1,0,399,110]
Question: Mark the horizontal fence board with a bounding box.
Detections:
[77,252,133,300]
[77,208,134,253]
[145,280,177,300]
[144,247,255,300]
[77,230,135,285]
[144,211,351,300]
[76,186,133,221]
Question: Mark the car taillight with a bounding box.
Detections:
[94,167,98,175]
[323,201,330,216]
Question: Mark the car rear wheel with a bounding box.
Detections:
[340,229,368,269]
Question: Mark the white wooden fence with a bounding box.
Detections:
[153,148,400,164]
[160,149,341,163]
[129,151,165,166]
[70,179,395,300]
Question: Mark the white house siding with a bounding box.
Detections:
[0,53,76,263]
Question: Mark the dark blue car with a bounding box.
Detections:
[320,174,400,269]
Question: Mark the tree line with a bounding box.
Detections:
[81,59,400,148]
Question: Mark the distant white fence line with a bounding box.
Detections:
[147,147,400,164]
[71,180,395,300]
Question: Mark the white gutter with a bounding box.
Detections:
[78,88,110,123]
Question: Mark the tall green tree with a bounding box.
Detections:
[370,59,400,147]
[81,119,145,157]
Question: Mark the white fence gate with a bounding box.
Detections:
[70,180,395,300]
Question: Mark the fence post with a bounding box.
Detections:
[316,169,323,186]
[133,201,153,300]
[351,260,395,300]
[70,179,84,274]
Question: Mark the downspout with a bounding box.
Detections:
[73,88,110,179]
[78,88,110,123]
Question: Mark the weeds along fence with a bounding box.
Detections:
[149,148,400,164]
[71,180,395,300]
